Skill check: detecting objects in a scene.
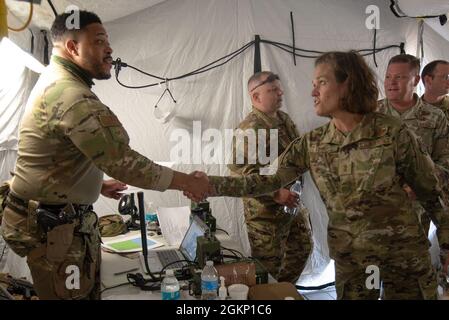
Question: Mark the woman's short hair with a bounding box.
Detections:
[315,51,379,114]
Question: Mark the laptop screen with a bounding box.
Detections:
[179,216,208,261]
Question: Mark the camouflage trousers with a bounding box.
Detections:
[413,201,449,292]
[422,219,449,294]
[244,204,313,283]
[334,246,438,300]
[1,201,101,300]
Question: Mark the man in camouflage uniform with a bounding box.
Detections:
[421,60,449,119]
[0,11,209,300]
[227,72,313,283]
[202,51,448,299]
[378,54,449,293]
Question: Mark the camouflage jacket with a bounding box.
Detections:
[210,112,449,257]
[11,56,173,205]
[378,96,449,243]
[377,95,449,171]
[423,95,449,121]
[227,108,299,211]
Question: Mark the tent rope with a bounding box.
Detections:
[113,36,404,89]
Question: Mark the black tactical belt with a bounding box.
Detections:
[6,192,92,216]
[6,192,94,232]
[36,203,92,232]
[40,203,92,214]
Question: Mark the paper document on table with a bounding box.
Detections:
[156,206,191,246]
[101,234,164,253]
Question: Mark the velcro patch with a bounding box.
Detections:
[98,114,121,127]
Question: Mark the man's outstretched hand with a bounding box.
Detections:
[183,171,215,202]
[101,179,128,200]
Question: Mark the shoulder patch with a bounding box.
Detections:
[98,114,121,127]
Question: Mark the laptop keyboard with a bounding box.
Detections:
[157,250,186,269]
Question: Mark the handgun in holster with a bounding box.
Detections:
[36,204,76,232]
[0,274,37,300]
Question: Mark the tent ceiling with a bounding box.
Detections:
[5,0,166,30]
[395,0,449,16]
[6,0,449,42]
[395,0,449,42]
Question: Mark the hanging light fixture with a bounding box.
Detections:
[153,79,177,124]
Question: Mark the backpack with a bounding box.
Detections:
[98,214,127,237]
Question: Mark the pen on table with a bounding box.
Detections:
[113,268,139,276]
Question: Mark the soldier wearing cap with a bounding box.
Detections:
[0,10,209,300]
[227,71,313,283]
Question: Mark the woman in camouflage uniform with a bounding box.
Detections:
[206,51,445,299]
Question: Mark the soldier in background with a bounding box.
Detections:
[228,71,313,283]
[378,54,449,293]
[200,51,447,299]
[0,11,209,300]
[421,60,449,119]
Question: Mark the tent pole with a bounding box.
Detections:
[290,11,296,66]
[254,35,261,73]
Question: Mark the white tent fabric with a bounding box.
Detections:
[0,17,46,280]
[0,16,47,182]
[1,0,449,285]
[0,41,37,181]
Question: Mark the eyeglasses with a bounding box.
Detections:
[250,73,280,92]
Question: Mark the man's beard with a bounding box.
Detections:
[93,66,111,80]
[96,72,111,80]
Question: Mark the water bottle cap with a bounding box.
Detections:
[206,260,213,266]
[166,269,174,276]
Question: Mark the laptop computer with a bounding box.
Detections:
[140,215,209,273]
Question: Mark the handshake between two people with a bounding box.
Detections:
[182,171,300,208]
[100,174,300,208]
[182,171,216,202]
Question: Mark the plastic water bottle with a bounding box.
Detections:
[161,269,180,300]
[201,260,218,300]
[218,276,227,300]
[284,180,303,216]
[145,202,158,232]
